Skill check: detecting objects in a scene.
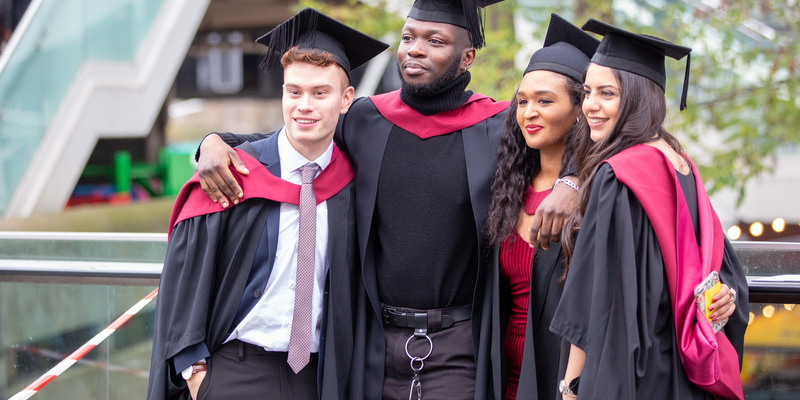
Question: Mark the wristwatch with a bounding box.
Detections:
[181,361,208,380]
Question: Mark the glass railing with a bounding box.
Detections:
[744,302,800,398]
[0,232,163,399]
[0,0,164,215]
[734,242,800,399]
[0,234,798,399]
[1,283,157,400]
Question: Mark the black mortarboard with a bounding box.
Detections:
[406,0,505,49]
[256,8,389,79]
[582,18,693,110]
[524,14,600,82]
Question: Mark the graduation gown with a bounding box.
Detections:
[490,243,566,400]
[338,92,508,400]
[211,91,510,400]
[147,134,358,400]
[549,146,748,400]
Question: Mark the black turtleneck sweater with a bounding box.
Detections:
[375,72,479,310]
[399,71,474,115]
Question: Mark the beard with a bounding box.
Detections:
[398,56,462,97]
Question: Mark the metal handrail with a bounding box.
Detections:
[0,232,166,285]
[0,232,167,241]
[0,234,798,299]
[747,278,800,303]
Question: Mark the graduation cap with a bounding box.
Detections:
[582,18,693,110]
[524,13,600,82]
[406,0,505,49]
[256,8,389,79]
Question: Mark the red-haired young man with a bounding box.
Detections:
[147,9,387,400]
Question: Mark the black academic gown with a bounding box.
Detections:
[491,243,566,400]
[147,134,358,400]
[212,97,506,400]
[337,97,504,400]
[549,164,749,400]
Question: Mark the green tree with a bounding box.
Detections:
[662,1,799,203]
[466,0,522,101]
[298,0,405,41]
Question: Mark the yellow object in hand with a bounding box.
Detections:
[703,280,721,322]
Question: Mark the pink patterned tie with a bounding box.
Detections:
[287,162,320,374]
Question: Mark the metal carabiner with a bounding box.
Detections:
[408,377,422,400]
[405,334,432,400]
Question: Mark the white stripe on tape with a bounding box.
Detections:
[46,359,77,377]
[87,329,115,346]
[125,298,154,315]
[9,389,37,400]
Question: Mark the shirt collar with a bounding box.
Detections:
[277,127,334,173]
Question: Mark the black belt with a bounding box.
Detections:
[382,304,472,337]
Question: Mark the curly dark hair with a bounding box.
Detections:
[484,74,584,246]
[560,67,686,275]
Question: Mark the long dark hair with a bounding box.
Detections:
[561,67,685,272]
[485,74,584,246]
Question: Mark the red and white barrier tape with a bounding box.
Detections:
[9,288,158,400]
[16,345,149,378]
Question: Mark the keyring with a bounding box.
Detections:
[405,334,433,361]
[410,357,424,372]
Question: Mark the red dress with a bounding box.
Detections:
[499,186,551,400]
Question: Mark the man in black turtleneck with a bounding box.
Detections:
[360,14,507,399]
[193,1,578,399]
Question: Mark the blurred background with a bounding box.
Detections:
[0,0,797,242]
[0,0,798,399]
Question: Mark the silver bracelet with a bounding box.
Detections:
[559,380,577,397]
[554,177,580,192]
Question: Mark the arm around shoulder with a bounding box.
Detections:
[195,132,271,206]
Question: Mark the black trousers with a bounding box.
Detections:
[382,312,476,400]
[195,340,318,400]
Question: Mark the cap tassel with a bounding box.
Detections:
[463,0,486,49]
[680,53,690,111]
[259,16,297,71]
[258,8,320,71]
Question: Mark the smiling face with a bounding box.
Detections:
[515,70,580,152]
[282,62,353,160]
[397,18,474,89]
[582,63,621,142]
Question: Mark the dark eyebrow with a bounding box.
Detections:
[585,84,619,91]
[403,26,447,38]
[517,89,557,97]
[284,83,333,90]
[421,28,444,35]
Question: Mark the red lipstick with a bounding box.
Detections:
[525,124,542,134]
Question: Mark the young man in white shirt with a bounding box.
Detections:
[146,9,387,400]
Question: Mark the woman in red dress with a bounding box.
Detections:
[483,14,596,400]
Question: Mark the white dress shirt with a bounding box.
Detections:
[225,128,332,353]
